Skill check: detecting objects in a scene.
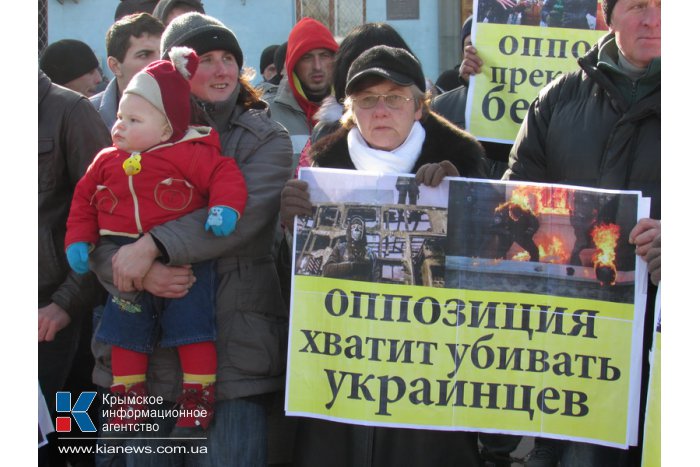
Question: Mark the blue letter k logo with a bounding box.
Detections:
[56,391,97,432]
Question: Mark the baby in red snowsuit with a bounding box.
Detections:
[65,47,245,435]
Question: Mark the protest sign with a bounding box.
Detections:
[466,1,608,143]
[286,168,649,448]
[641,288,661,465]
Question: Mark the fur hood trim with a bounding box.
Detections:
[313,96,344,125]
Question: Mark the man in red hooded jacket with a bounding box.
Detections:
[268,17,339,171]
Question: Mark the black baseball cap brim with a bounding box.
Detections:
[346,68,415,95]
[344,45,425,96]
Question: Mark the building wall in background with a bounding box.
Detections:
[46,0,453,84]
[365,0,441,83]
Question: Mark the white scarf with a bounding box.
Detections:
[347,121,426,174]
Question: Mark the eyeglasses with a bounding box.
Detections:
[352,94,415,110]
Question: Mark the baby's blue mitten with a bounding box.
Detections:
[66,242,90,274]
[205,206,239,237]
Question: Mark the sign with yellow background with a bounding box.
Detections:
[466,4,608,143]
[286,168,649,449]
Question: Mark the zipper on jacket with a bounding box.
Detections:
[128,176,143,233]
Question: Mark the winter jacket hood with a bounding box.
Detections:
[285,17,338,126]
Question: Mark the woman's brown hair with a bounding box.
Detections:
[237,67,265,110]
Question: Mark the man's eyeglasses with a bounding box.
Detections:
[352,94,415,110]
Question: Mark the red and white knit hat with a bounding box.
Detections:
[123,46,198,142]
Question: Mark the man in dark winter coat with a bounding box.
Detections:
[38,69,111,395]
[38,69,112,466]
[504,0,660,465]
[430,16,472,129]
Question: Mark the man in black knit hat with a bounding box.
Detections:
[152,0,205,26]
[256,44,281,101]
[259,42,286,103]
[114,0,158,21]
[430,16,472,127]
[260,44,280,83]
[40,39,102,97]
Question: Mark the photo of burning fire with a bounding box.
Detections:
[591,223,621,286]
[445,180,641,303]
[502,185,572,264]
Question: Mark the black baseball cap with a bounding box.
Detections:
[345,45,425,95]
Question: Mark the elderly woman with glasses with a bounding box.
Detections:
[282,44,487,222]
[281,45,488,467]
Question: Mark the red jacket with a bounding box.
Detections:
[66,126,247,247]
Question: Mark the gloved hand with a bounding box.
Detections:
[415,160,459,187]
[280,179,312,228]
[205,206,238,237]
[66,242,90,275]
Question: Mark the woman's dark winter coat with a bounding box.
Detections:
[294,110,487,467]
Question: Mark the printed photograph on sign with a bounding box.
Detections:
[293,168,449,286]
[446,181,640,304]
[476,0,609,31]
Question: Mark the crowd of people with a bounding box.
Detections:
[38,0,660,466]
